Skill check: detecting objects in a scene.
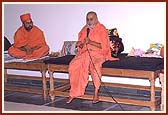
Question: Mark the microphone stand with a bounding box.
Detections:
[85,28,125,111]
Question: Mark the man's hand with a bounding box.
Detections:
[76,37,91,49]
[25,46,33,55]
[84,37,90,44]
[84,37,102,49]
[19,45,33,55]
[31,46,41,50]
[76,41,84,49]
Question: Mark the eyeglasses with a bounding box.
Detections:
[87,18,93,21]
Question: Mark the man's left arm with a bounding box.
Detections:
[85,37,102,49]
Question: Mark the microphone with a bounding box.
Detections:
[87,28,90,37]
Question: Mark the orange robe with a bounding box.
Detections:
[68,22,114,98]
[8,26,49,60]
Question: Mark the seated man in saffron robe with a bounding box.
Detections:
[67,11,119,104]
[8,13,49,60]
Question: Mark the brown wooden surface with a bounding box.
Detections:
[4,61,48,100]
[4,61,162,111]
[6,75,161,92]
[48,64,160,80]
[4,62,45,70]
[47,64,161,111]
[159,73,164,111]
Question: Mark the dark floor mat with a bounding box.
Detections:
[46,97,117,111]
[4,91,50,105]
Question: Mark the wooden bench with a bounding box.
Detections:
[4,54,163,111]
[4,60,48,101]
[47,63,161,111]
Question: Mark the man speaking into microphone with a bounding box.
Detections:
[67,11,119,103]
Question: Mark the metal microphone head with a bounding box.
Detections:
[87,28,90,37]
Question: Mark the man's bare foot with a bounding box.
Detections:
[92,95,99,104]
[93,89,99,104]
[66,96,74,103]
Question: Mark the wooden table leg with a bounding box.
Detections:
[41,65,47,101]
[149,76,156,111]
[4,69,7,83]
[159,73,164,111]
[48,68,55,103]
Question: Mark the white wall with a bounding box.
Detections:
[3,2,166,86]
[3,2,166,52]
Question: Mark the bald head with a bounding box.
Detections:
[86,11,98,29]
[86,11,97,18]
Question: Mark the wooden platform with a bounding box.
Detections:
[4,61,48,101]
[4,59,162,111]
[47,64,161,111]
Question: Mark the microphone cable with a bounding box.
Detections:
[86,44,125,111]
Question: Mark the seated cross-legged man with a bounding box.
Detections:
[8,13,49,60]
